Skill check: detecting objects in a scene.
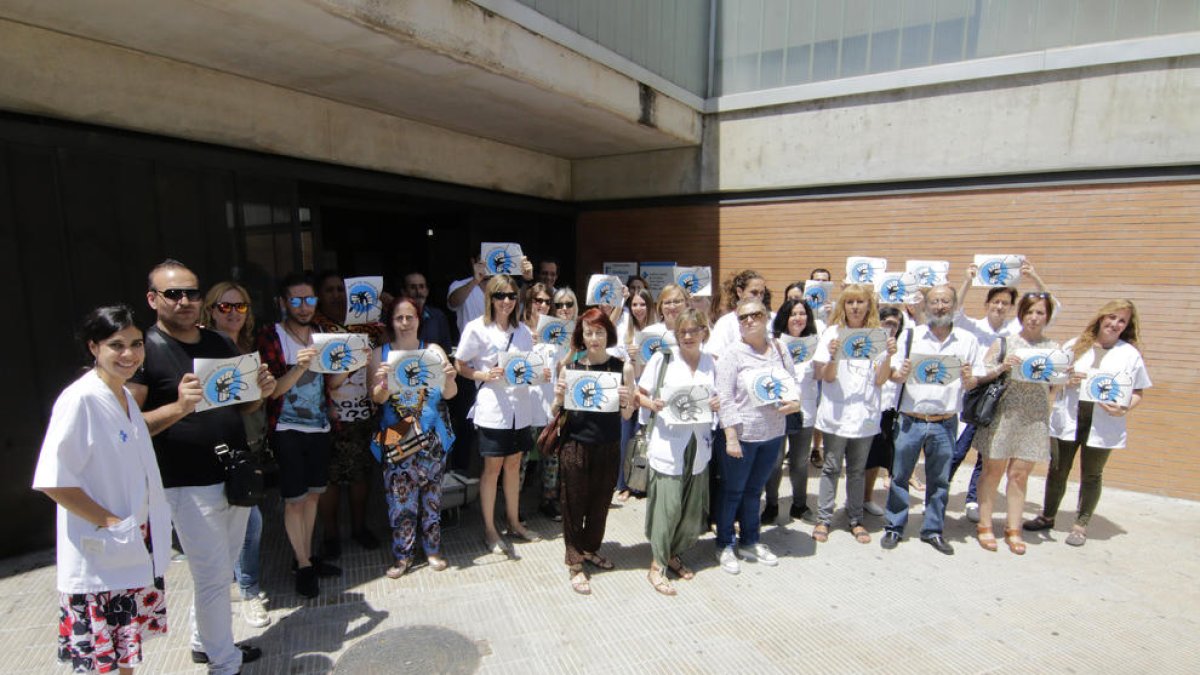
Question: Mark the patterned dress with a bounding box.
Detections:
[974,334,1058,463]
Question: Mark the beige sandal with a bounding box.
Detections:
[569,564,591,595]
[648,567,676,596]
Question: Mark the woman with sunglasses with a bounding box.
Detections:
[811,284,895,545]
[970,292,1061,554]
[521,283,563,521]
[200,282,271,627]
[455,275,544,555]
[1029,299,1150,547]
[713,299,801,574]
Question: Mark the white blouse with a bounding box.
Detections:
[1050,339,1151,450]
[813,325,885,439]
[32,371,172,593]
[638,351,716,476]
[455,317,536,429]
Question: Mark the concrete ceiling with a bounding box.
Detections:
[0,0,701,159]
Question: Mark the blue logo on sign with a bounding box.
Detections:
[347,283,378,320]
[504,357,533,385]
[842,335,875,359]
[205,364,250,404]
[570,376,608,410]
[397,358,432,388]
[851,262,875,283]
[592,280,617,306]
[640,336,666,363]
[788,342,810,363]
[320,340,354,372]
[1088,376,1121,403]
[805,286,827,310]
[678,272,700,294]
[1020,356,1053,382]
[914,266,938,286]
[484,247,515,275]
[753,374,784,402]
[915,358,950,384]
[980,260,1013,286]
[540,322,569,345]
[881,278,907,303]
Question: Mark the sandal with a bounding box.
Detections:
[582,552,614,570]
[812,524,830,543]
[569,565,591,595]
[648,567,677,596]
[427,556,449,572]
[1023,514,1055,532]
[385,559,410,579]
[1065,528,1087,547]
[616,490,631,502]
[976,526,998,552]
[1004,528,1027,555]
[507,526,543,543]
[666,556,695,580]
[851,524,871,544]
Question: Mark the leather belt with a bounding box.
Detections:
[902,412,956,423]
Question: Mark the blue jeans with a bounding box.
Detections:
[234,505,263,599]
[949,419,983,504]
[716,437,783,548]
[617,416,640,493]
[886,415,955,536]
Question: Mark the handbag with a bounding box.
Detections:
[213,443,265,507]
[536,407,568,458]
[625,351,671,493]
[962,337,1008,427]
[374,389,439,464]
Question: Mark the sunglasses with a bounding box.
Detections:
[738,311,765,322]
[532,297,551,305]
[155,288,202,302]
[212,302,249,315]
[491,292,518,301]
[554,301,575,309]
[287,296,319,308]
[1023,292,1051,300]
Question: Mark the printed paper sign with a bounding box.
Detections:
[973,254,1024,287]
[781,335,819,364]
[741,367,801,406]
[386,349,447,394]
[639,262,676,299]
[343,276,383,325]
[659,385,713,425]
[634,326,677,365]
[907,353,964,386]
[604,262,638,280]
[875,271,921,304]
[194,353,262,412]
[563,369,621,413]
[906,260,950,288]
[499,350,551,386]
[311,333,371,373]
[673,266,712,297]
[1080,370,1134,407]
[1011,348,1071,384]
[480,242,524,276]
[835,327,890,361]
[845,257,887,284]
[586,274,623,306]
[536,315,574,347]
[803,280,833,311]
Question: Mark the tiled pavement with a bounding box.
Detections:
[4,466,1198,674]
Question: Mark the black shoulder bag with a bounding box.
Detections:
[961,337,1008,427]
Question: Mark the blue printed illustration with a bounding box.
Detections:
[1088,375,1122,403]
[666,388,709,423]
[484,246,517,275]
[1020,355,1054,382]
[979,259,1014,287]
[393,387,422,408]
[913,266,939,287]
[346,281,379,321]
[503,355,534,385]
[805,285,828,310]
[880,277,908,303]
[639,336,666,363]
[915,358,951,385]
[540,321,570,346]
[752,373,785,403]
[591,279,618,306]
[204,363,252,405]
[843,334,876,359]
[396,356,434,388]
[678,271,701,294]
[850,261,876,283]
[788,341,810,363]
[570,375,609,411]
[319,339,354,372]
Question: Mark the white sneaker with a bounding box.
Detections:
[965,502,980,523]
[738,543,779,567]
[716,545,740,575]
[241,595,270,628]
[863,501,885,517]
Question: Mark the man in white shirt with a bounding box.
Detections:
[882,285,983,555]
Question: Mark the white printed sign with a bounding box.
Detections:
[480,242,524,276]
[499,350,551,386]
[195,353,262,412]
[659,385,713,425]
[343,276,383,325]
[673,266,712,297]
[835,327,890,361]
[906,353,963,386]
[386,348,446,394]
[311,333,371,373]
[1011,348,1071,384]
[973,254,1024,287]
[585,274,624,307]
[780,335,819,364]
[845,257,887,284]
[906,260,950,288]
[741,367,801,406]
[1079,370,1134,407]
[563,369,621,413]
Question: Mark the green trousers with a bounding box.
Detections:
[644,437,709,568]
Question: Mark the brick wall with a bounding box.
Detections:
[577,181,1200,500]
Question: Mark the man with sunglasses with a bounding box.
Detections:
[256,273,349,598]
[129,259,274,675]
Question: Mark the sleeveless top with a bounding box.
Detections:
[564,355,624,445]
[370,342,455,462]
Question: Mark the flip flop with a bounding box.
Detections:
[851,524,871,544]
[582,552,614,570]
[648,568,676,596]
[569,566,591,595]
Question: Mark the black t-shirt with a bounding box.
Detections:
[564,356,624,445]
[130,326,248,488]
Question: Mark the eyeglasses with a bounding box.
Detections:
[155,288,202,302]
[287,296,318,308]
[1023,292,1050,300]
[661,298,685,307]
[491,292,518,301]
[533,297,551,305]
[738,311,766,322]
[212,302,249,315]
[553,301,575,309]
[678,327,706,337]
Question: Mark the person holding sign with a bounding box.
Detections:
[1027,300,1150,547]
[368,297,457,578]
[762,299,820,524]
[34,306,172,675]
[636,309,719,595]
[713,299,801,574]
[812,285,896,546]
[455,275,542,556]
[522,283,565,521]
[551,309,636,594]
[883,285,981,555]
[967,292,1058,554]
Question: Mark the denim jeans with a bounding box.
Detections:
[716,437,782,548]
[234,505,263,599]
[617,415,640,493]
[949,418,983,503]
[885,415,955,536]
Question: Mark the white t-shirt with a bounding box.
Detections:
[795,357,820,429]
[33,371,173,593]
[447,277,485,335]
[892,326,985,415]
[275,324,331,433]
[638,351,716,476]
[528,341,565,427]
[703,311,739,358]
[813,325,885,438]
[1050,339,1151,449]
[455,317,536,429]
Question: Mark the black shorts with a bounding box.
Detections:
[476,426,532,458]
[272,429,333,501]
[866,410,898,471]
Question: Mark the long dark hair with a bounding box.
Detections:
[78,304,138,364]
[772,299,817,338]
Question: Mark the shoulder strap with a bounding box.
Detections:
[644,350,671,436]
[895,328,915,408]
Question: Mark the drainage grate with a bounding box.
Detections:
[333,626,482,674]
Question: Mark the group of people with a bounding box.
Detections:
[33,253,1150,673]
